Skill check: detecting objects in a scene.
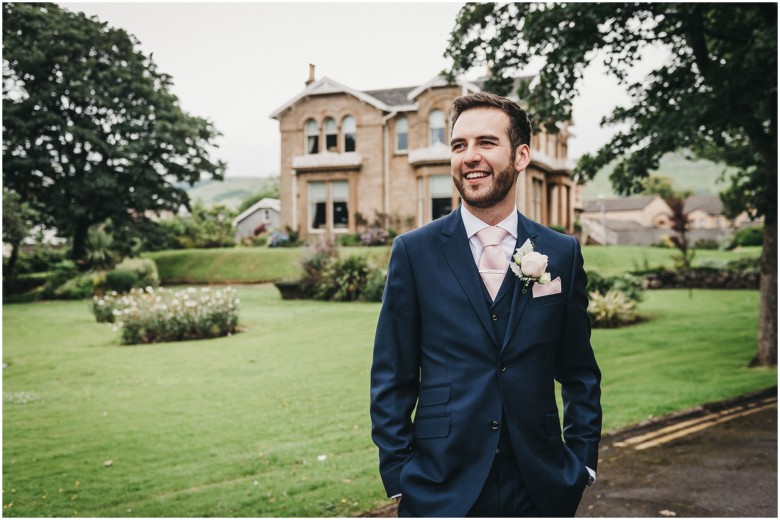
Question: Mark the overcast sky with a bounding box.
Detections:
[62,2,657,179]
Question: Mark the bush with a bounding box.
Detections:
[268,231,290,248]
[52,273,94,300]
[587,271,644,302]
[588,289,638,328]
[337,233,361,247]
[299,236,339,296]
[315,256,371,302]
[361,269,387,302]
[115,258,160,288]
[102,270,139,294]
[92,286,240,344]
[42,260,80,298]
[694,238,720,250]
[729,225,764,248]
[8,246,66,275]
[360,227,390,246]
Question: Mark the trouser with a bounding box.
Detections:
[466,451,541,517]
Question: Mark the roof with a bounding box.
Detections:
[684,195,723,215]
[582,195,660,213]
[232,198,281,226]
[363,86,416,107]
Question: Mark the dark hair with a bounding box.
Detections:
[450,92,531,151]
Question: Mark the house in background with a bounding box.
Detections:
[232,198,281,241]
[684,195,759,230]
[270,66,582,242]
[580,193,762,245]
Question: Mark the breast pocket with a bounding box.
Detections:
[528,293,564,308]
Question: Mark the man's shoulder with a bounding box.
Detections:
[394,213,454,247]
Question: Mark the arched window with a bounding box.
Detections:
[343,116,356,152]
[428,110,445,146]
[324,118,338,152]
[395,116,408,152]
[305,119,319,155]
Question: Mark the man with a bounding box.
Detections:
[370,92,601,517]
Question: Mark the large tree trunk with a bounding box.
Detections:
[751,218,777,366]
[70,222,89,267]
[3,239,21,295]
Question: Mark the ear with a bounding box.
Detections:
[514,144,531,173]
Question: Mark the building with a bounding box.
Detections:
[579,195,673,245]
[684,195,758,230]
[270,67,581,241]
[232,198,281,241]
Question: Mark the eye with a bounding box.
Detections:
[451,142,466,152]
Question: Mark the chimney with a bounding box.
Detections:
[306,64,316,86]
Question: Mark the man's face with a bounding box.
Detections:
[450,108,528,210]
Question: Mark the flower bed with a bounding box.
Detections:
[92,286,240,345]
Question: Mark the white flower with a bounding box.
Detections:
[520,251,548,278]
[538,272,552,285]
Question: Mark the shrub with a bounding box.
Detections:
[52,273,94,300]
[588,290,638,328]
[102,270,140,293]
[360,227,390,246]
[315,256,371,302]
[42,260,80,298]
[92,286,240,344]
[587,271,644,302]
[694,238,719,250]
[361,269,387,302]
[268,231,290,248]
[299,236,339,297]
[729,225,764,248]
[115,258,160,288]
[337,233,361,247]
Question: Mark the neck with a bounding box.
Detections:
[463,198,517,226]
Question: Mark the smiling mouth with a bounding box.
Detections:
[464,171,491,180]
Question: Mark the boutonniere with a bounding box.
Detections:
[509,239,552,293]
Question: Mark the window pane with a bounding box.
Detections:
[428,110,445,145]
[343,116,356,152]
[333,202,349,228]
[431,198,452,220]
[325,118,337,152]
[305,119,319,155]
[332,180,348,200]
[309,182,326,229]
[430,175,451,197]
[396,117,408,151]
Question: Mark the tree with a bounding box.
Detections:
[446,2,777,366]
[2,3,226,265]
[2,187,37,291]
[641,175,690,203]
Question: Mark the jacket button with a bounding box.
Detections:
[491,420,500,430]
[491,314,498,321]
[498,363,507,372]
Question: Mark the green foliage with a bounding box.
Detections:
[315,256,372,302]
[587,271,644,302]
[102,269,139,294]
[547,224,566,234]
[90,286,240,344]
[730,225,765,249]
[299,236,340,297]
[2,3,226,262]
[446,3,776,221]
[641,175,692,202]
[83,226,119,270]
[114,258,160,288]
[42,260,79,298]
[6,245,66,275]
[588,289,638,328]
[236,177,280,214]
[362,269,388,303]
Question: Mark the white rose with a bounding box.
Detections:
[538,272,552,285]
[520,252,548,278]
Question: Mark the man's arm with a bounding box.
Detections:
[554,236,602,471]
[370,236,422,497]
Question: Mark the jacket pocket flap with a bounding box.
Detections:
[414,414,450,439]
[418,384,451,407]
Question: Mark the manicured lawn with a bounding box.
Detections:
[3,287,774,517]
[146,244,759,284]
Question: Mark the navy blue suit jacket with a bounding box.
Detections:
[370,207,602,517]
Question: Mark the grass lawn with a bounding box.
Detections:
[146,244,760,284]
[3,287,774,517]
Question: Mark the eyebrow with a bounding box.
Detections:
[450,134,502,146]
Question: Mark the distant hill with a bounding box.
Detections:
[183,176,278,210]
[580,151,736,200]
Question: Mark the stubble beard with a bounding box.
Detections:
[454,163,518,210]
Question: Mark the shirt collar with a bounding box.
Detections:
[461,205,518,240]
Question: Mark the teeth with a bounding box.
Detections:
[465,172,489,180]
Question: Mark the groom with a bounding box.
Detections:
[370,92,601,517]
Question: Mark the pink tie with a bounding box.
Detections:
[476,226,509,300]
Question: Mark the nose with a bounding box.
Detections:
[463,145,482,165]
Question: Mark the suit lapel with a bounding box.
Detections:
[502,211,539,351]
[440,208,501,348]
